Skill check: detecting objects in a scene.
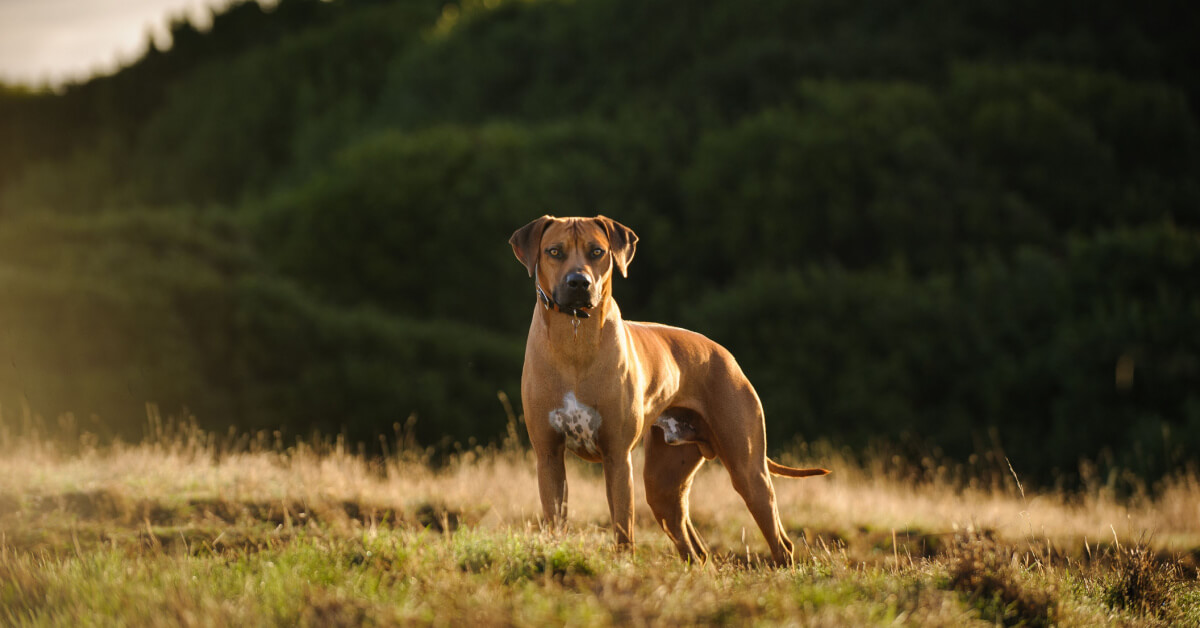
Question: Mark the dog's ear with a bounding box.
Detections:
[597,215,638,277]
[509,215,554,277]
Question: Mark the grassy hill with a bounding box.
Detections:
[0,0,1198,484]
[1,425,1197,625]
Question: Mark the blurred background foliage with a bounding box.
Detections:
[0,0,1197,485]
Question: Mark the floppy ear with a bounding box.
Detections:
[597,215,638,277]
[509,215,553,277]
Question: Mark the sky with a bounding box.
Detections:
[0,0,268,86]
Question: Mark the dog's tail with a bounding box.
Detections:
[767,458,830,478]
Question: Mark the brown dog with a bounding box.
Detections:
[509,215,828,564]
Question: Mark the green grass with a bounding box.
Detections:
[6,522,1194,626]
[1,426,1197,626]
[0,526,967,625]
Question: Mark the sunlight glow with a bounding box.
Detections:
[0,0,273,86]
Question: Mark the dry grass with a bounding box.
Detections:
[1,415,1198,626]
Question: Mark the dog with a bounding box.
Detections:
[509,215,828,564]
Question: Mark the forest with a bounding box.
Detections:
[1,0,1198,486]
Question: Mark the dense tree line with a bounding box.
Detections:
[0,0,1197,484]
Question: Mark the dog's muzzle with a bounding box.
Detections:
[555,272,595,310]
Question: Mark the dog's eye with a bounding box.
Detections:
[547,247,562,258]
[590,248,605,258]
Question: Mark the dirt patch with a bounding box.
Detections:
[11,489,467,537]
[23,489,180,524]
[414,502,460,532]
[866,528,955,560]
[786,525,961,567]
[0,492,20,516]
[707,549,786,569]
[337,500,402,527]
[133,526,301,556]
[187,498,323,527]
[36,489,130,519]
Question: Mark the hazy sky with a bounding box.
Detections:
[0,0,264,86]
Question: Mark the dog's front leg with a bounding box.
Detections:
[536,443,568,530]
[602,449,635,548]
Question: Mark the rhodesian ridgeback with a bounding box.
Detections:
[509,215,828,565]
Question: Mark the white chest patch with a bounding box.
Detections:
[549,391,602,456]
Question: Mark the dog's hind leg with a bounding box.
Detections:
[644,427,709,564]
[706,387,796,566]
[727,459,794,566]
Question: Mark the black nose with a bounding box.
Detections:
[565,273,591,290]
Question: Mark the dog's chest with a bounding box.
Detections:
[548,391,602,456]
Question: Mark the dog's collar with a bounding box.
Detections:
[534,263,591,319]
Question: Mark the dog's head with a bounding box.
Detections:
[509,215,638,312]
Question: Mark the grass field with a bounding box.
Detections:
[1,414,1198,626]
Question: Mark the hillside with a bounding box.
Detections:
[1,426,1198,624]
[0,0,1198,484]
